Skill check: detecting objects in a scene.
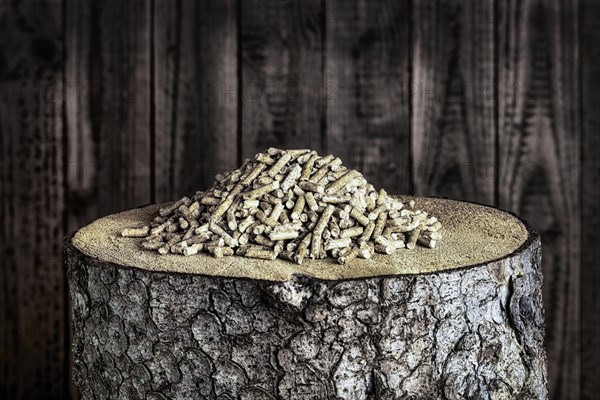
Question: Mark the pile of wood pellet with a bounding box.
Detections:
[121,148,443,264]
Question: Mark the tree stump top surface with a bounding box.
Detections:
[71,196,532,281]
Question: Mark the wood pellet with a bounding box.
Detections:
[122,148,443,265]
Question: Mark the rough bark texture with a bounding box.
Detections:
[66,233,547,400]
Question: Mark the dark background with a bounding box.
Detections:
[0,0,598,399]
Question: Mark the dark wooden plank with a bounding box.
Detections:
[411,0,495,203]
[580,1,600,398]
[154,0,238,201]
[65,0,152,231]
[0,0,66,398]
[497,0,580,398]
[65,2,151,395]
[241,0,323,159]
[325,0,411,193]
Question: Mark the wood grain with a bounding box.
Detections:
[411,0,495,203]
[65,0,152,231]
[325,0,411,194]
[241,0,323,159]
[580,1,600,398]
[0,0,65,398]
[497,0,580,398]
[154,0,238,201]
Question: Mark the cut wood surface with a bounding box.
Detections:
[497,1,580,398]
[66,196,547,399]
[71,196,528,280]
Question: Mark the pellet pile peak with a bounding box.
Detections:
[121,148,443,264]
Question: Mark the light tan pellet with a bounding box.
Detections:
[242,181,280,200]
[268,152,292,177]
[293,233,312,264]
[305,192,319,211]
[405,227,422,249]
[121,226,150,238]
[324,237,352,251]
[337,246,360,265]
[326,170,359,194]
[281,164,302,191]
[300,154,319,180]
[255,153,276,165]
[321,195,351,204]
[310,204,335,258]
[308,166,330,184]
[340,226,364,238]
[209,223,238,247]
[245,247,278,260]
[358,222,375,244]
[373,211,388,238]
[210,198,233,222]
[269,230,299,241]
[349,207,370,226]
[374,244,395,255]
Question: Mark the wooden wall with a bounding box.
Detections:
[0,0,597,398]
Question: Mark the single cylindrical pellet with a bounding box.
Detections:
[425,221,442,232]
[298,181,325,193]
[245,247,278,260]
[326,170,359,194]
[269,230,299,241]
[201,196,221,206]
[240,163,267,186]
[374,244,395,255]
[254,234,275,248]
[268,152,292,177]
[340,226,364,238]
[209,223,238,247]
[315,154,334,168]
[305,192,319,211]
[226,200,239,230]
[308,166,330,184]
[294,233,312,264]
[358,243,374,259]
[279,211,290,224]
[368,204,388,221]
[300,154,318,180]
[376,188,387,205]
[321,195,351,204]
[281,164,302,191]
[242,181,280,200]
[159,197,190,217]
[310,205,335,258]
[142,240,163,250]
[210,198,233,222]
[337,246,359,265]
[121,226,150,238]
[373,211,388,238]
[255,153,276,165]
[267,202,285,224]
[349,207,370,226]
[406,228,422,249]
[324,237,352,251]
[358,222,375,244]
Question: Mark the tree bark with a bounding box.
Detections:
[66,236,546,399]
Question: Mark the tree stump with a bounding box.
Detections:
[65,196,547,400]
